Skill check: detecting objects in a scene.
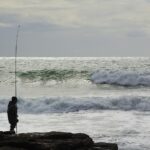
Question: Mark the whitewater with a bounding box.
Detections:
[0,57,150,150]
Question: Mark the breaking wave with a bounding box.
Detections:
[91,70,150,86]
[17,69,150,87]
[1,96,150,113]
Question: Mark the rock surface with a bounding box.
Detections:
[0,131,118,150]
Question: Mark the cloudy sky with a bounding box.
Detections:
[0,0,150,56]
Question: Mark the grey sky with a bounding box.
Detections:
[0,0,150,56]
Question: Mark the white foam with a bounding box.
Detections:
[91,70,150,86]
[1,96,150,114]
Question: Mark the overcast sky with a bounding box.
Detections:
[0,0,150,56]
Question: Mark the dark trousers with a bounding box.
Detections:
[10,122,17,132]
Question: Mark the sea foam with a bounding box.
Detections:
[0,96,150,114]
[91,70,150,86]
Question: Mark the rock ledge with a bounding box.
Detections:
[0,131,118,150]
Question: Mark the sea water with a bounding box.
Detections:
[0,57,150,150]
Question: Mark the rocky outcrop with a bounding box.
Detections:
[0,131,118,150]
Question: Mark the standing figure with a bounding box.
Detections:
[7,96,18,132]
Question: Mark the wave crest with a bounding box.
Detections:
[91,70,150,86]
[0,96,150,113]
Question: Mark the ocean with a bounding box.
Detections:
[0,57,150,150]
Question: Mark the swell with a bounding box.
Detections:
[17,69,90,81]
[0,96,150,113]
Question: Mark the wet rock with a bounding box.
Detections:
[0,131,118,150]
[93,142,118,150]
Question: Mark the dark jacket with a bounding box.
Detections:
[7,101,18,124]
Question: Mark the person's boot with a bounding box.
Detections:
[10,126,15,134]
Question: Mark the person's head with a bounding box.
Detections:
[11,96,17,104]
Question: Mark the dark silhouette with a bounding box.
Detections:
[7,96,18,132]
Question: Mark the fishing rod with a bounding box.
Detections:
[15,25,20,134]
[15,25,20,97]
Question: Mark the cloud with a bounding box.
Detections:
[0,0,150,35]
[127,30,147,37]
[0,22,12,27]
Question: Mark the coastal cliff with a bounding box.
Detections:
[0,131,118,150]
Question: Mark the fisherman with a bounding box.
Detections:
[7,96,18,133]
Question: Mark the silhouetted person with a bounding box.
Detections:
[7,96,18,132]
